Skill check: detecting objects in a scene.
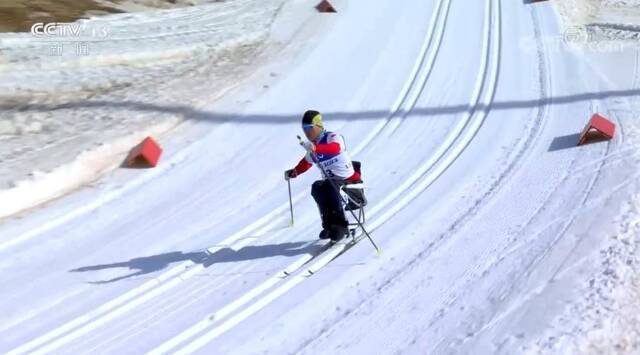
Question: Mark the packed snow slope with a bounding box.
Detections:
[1,0,639,354]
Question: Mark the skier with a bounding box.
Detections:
[284,110,361,242]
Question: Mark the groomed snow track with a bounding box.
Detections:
[0,0,636,354]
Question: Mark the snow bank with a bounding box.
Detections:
[554,0,598,27]
[97,0,230,13]
[578,277,640,353]
[524,183,640,355]
[555,0,640,41]
[570,194,640,354]
[567,116,640,354]
[0,118,178,219]
[0,0,287,219]
[524,97,640,354]
[555,0,640,27]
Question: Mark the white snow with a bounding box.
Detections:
[0,0,639,354]
[557,0,640,41]
[0,118,178,219]
[0,0,289,218]
[571,198,640,354]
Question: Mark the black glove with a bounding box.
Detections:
[285,169,297,180]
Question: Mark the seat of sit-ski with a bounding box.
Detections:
[343,161,367,211]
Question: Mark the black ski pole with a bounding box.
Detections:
[287,177,294,227]
[297,136,381,255]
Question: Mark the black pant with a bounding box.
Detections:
[311,179,348,230]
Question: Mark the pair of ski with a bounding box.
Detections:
[279,137,380,278]
[307,234,365,275]
[281,231,365,278]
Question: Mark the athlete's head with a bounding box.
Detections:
[301,110,324,141]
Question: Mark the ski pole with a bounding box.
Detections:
[287,177,294,227]
[297,136,381,256]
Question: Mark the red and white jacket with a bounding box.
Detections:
[293,131,360,182]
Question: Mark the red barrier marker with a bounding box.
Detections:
[577,113,616,146]
[316,0,337,13]
[127,136,163,167]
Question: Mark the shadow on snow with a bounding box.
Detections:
[70,241,321,284]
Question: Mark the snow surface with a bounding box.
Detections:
[557,0,640,41]
[0,0,640,354]
[0,0,289,218]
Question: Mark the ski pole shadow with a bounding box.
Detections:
[70,241,321,284]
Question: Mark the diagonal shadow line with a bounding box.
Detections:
[3,88,640,124]
[69,241,320,284]
[70,251,207,284]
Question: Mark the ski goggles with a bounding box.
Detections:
[303,113,324,129]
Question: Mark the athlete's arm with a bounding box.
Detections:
[315,133,345,155]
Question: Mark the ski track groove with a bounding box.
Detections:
[5,0,451,353]
[7,0,617,352]
[78,2,454,350]
[306,1,616,350]
[439,6,629,349]
[145,0,465,352]
[301,0,498,279]
[450,34,608,355]
[75,271,238,354]
[463,142,617,352]
[518,76,627,286]
[0,175,309,348]
[160,0,500,352]
[6,210,318,355]
[71,239,324,354]
[458,170,640,351]
[383,0,452,136]
[0,0,286,248]
[298,0,507,351]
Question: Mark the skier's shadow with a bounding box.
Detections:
[69,241,320,284]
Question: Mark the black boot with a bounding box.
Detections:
[328,224,348,242]
[327,210,349,242]
[318,210,332,240]
[319,229,330,239]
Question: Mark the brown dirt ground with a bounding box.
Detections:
[0,0,225,33]
[0,0,124,32]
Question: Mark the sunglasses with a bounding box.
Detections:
[302,124,316,131]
